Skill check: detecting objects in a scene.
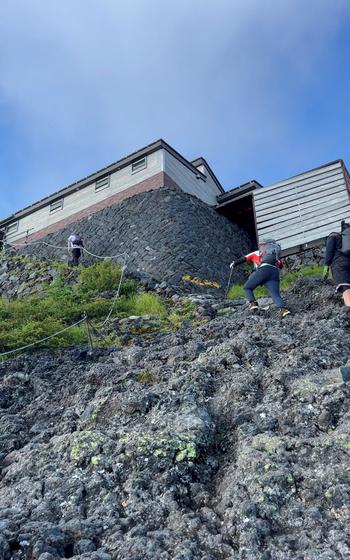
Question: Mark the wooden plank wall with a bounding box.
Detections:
[253,161,350,251]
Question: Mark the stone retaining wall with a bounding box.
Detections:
[13,187,252,289]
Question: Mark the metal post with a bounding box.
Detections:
[84,316,94,351]
[225,266,234,299]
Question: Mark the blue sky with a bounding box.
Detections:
[1,0,350,218]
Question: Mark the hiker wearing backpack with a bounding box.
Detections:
[67,233,84,266]
[324,220,350,306]
[230,239,290,318]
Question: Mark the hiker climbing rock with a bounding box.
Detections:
[324,220,350,307]
[67,233,84,266]
[230,239,290,317]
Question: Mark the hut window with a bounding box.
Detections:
[132,157,147,174]
[95,176,110,192]
[6,221,19,235]
[50,199,64,213]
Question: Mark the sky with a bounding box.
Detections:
[1,0,350,218]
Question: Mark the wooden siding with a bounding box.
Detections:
[163,151,222,206]
[5,150,163,241]
[253,161,350,251]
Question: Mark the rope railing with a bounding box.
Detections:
[0,317,87,358]
[0,247,129,359]
[4,239,129,261]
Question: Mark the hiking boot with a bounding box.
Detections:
[248,301,259,311]
[280,308,291,318]
[339,366,350,383]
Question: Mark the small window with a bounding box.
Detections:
[6,221,19,235]
[95,176,110,192]
[50,199,64,213]
[132,157,147,174]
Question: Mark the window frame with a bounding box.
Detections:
[131,156,147,174]
[6,221,19,235]
[95,175,110,192]
[49,198,64,214]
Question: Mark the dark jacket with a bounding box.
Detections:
[325,233,350,285]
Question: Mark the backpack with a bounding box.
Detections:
[341,227,350,256]
[71,234,83,247]
[259,239,281,265]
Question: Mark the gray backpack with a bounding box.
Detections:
[259,239,281,265]
[341,227,350,257]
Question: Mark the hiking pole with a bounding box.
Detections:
[225,266,234,299]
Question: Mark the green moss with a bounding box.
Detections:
[336,435,350,450]
[136,369,159,385]
[175,441,197,462]
[90,405,101,423]
[191,319,208,328]
[130,324,161,335]
[122,431,198,464]
[166,312,183,330]
[70,430,106,465]
[251,434,284,453]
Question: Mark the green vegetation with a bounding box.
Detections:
[79,260,137,295]
[166,300,196,330]
[0,260,166,355]
[70,430,106,466]
[136,369,159,385]
[228,264,324,299]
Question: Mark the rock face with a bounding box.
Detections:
[1,277,350,559]
[0,256,61,300]
[14,187,251,289]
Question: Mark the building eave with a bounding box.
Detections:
[216,180,262,208]
[191,156,225,193]
[0,139,209,226]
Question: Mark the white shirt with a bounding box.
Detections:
[68,235,82,249]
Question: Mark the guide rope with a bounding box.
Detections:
[4,239,128,261]
[0,246,129,359]
[0,317,87,358]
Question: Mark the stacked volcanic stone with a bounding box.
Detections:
[17,187,252,290]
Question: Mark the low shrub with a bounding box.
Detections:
[0,260,167,354]
[130,293,166,317]
[79,261,131,293]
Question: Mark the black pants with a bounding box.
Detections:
[71,248,81,266]
[244,265,288,308]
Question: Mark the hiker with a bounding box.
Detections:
[230,239,290,317]
[67,233,84,266]
[324,220,350,306]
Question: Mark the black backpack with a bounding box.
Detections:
[341,227,350,257]
[73,234,83,247]
[259,239,281,265]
